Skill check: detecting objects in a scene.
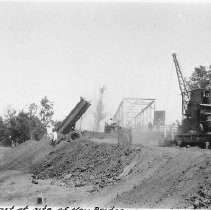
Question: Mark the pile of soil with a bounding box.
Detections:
[186,186,211,209]
[0,138,56,172]
[30,138,138,189]
[110,147,211,209]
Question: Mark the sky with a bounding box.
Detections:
[0,1,211,129]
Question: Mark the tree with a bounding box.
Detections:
[39,96,54,128]
[0,116,4,128]
[4,107,17,140]
[93,86,106,131]
[2,106,48,146]
[27,103,38,117]
[52,120,62,129]
[3,109,27,144]
[0,97,54,146]
[0,116,6,144]
[26,114,47,141]
[4,107,16,124]
[186,65,211,90]
[26,103,38,139]
[15,111,31,143]
[26,102,47,140]
[28,116,47,141]
[27,97,54,138]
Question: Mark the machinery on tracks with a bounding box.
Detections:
[104,122,132,146]
[172,53,211,148]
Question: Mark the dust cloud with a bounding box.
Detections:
[132,128,164,146]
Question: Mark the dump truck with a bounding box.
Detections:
[53,97,91,144]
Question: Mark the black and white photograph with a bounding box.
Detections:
[0,0,211,209]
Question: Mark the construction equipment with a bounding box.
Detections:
[172,53,211,148]
[104,122,132,146]
[53,97,91,144]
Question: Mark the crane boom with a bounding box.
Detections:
[172,53,190,116]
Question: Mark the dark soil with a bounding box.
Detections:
[29,138,138,188]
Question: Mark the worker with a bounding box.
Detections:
[107,118,115,126]
[148,122,153,130]
[108,118,119,131]
[51,129,58,146]
[9,135,14,147]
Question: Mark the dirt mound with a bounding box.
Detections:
[186,186,211,209]
[0,138,60,172]
[30,138,138,189]
[109,147,211,209]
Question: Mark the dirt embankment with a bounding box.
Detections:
[109,147,211,209]
[0,138,211,208]
[0,138,55,172]
[30,138,138,189]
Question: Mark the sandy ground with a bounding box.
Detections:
[0,139,211,208]
[0,141,89,207]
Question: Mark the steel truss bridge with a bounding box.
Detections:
[113,98,155,128]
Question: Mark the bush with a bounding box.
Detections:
[1,110,47,146]
[0,96,54,146]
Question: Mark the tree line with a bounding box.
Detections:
[186,65,211,90]
[0,96,54,146]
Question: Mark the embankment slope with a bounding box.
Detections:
[0,138,211,208]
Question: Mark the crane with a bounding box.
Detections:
[172,53,190,116]
[171,53,211,148]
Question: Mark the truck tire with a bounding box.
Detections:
[176,139,182,147]
[68,131,82,141]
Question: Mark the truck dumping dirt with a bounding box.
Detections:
[0,138,211,208]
